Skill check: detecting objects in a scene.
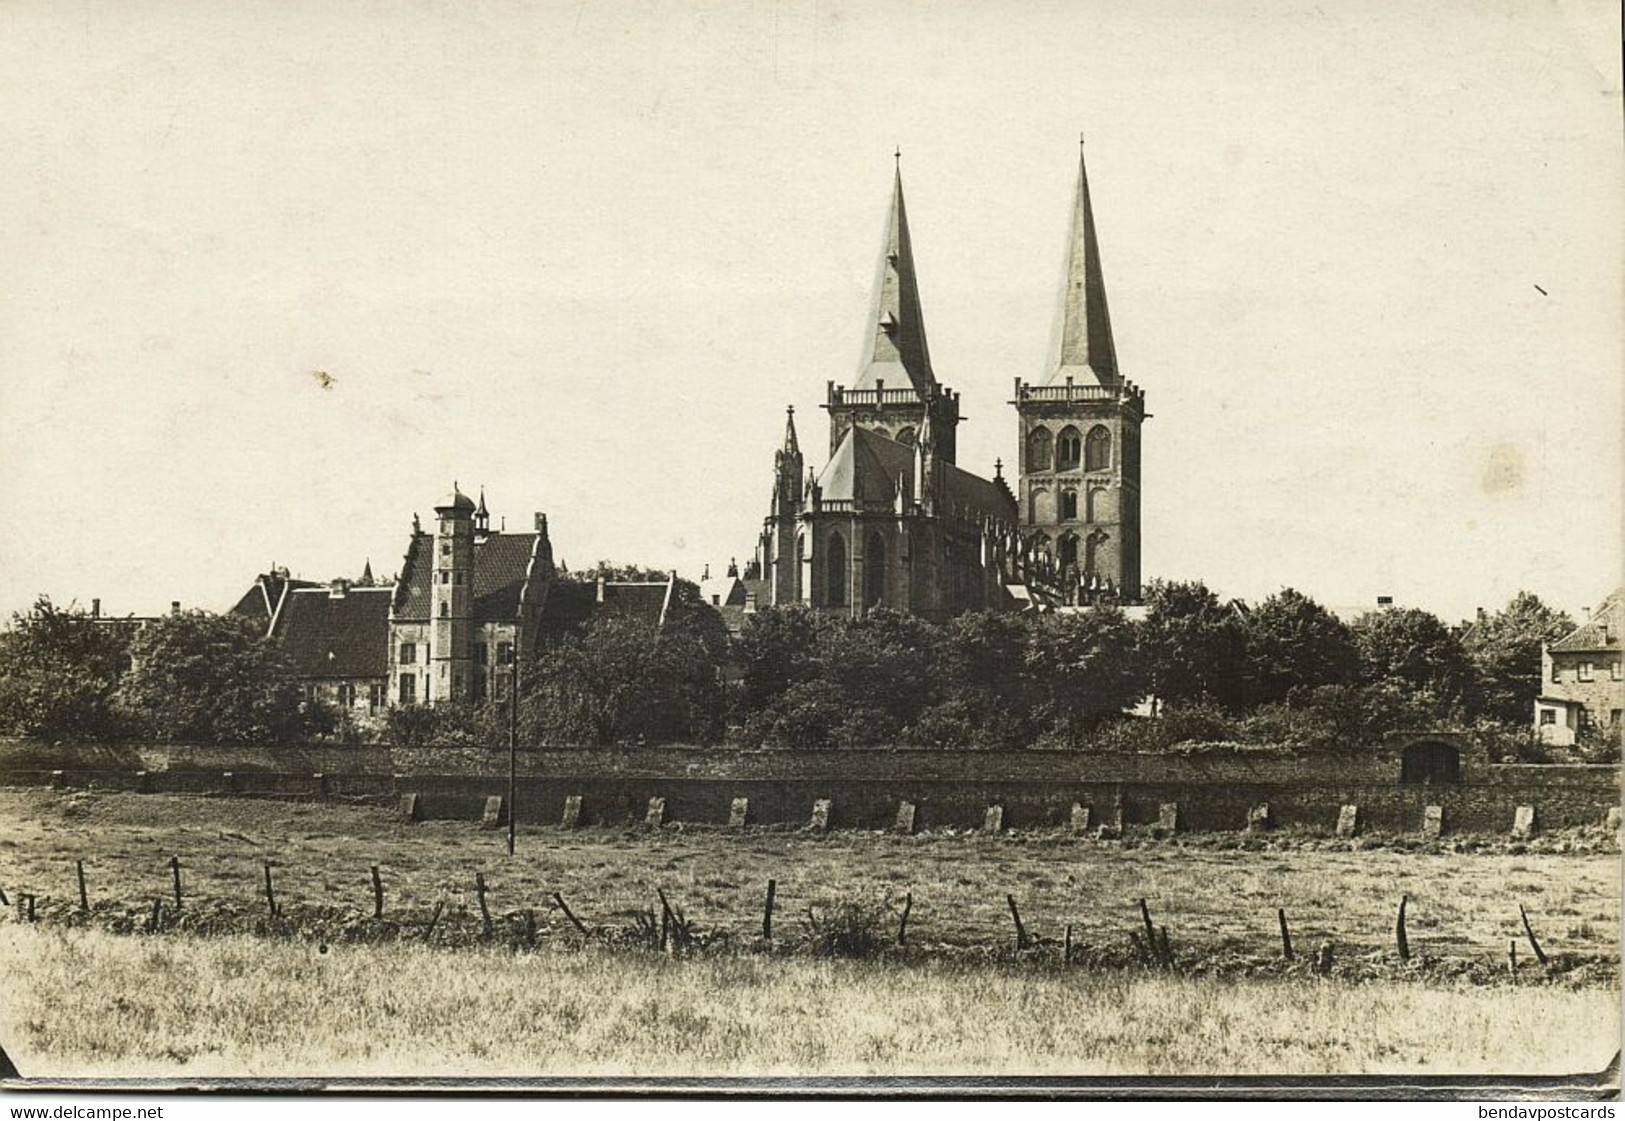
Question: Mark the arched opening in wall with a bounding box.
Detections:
[1030,488,1054,524]
[865,532,887,607]
[1084,530,1106,578]
[1027,427,1053,472]
[827,532,848,607]
[1056,426,1082,470]
[1400,741,1461,785]
[1085,425,1112,471]
[1061,490,1078,520]
[1058,532,1079,571]
[1086,486,1100,523]
[895,426,916,447]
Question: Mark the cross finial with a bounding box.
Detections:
[787,404,794,415]
[1079,131,1086,148]
[894,146,901,166]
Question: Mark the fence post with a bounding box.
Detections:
[1277,907,1293,960]
[1006,894,1028,950]
[1395,894,1410,962]
[76,859,89,912]
[170,855,183,912]
[475,872,492,938]
[552,891,589,937]
[762,879,776,941]
[263,861,278,918]
[371,864,384,919]
[1518,903,1549,966]
[897,892,912,947]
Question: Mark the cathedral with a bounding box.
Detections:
[749,144,1147,618]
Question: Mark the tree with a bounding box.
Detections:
[1243,588,1359,706]
[1024,606,1145,745]
[732,605,822,714]
[1462,591,1574,725]
[1350,607,1473,707]
[117,610,321,744]
[0,597,131,741]
[1136,579,1249,711]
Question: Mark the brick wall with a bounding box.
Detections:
[3,738,1617,834]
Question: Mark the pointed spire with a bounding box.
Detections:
[1049,138,1120,386]
[859,158,936,396]
[360,558,375,586]
[782,405,800,455]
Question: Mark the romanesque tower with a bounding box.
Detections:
[824,158,960,463]
[1013,143,1145,601]
[431,485,476,701]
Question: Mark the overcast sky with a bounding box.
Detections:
[1,0,1619,624]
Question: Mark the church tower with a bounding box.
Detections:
[1013,143,1146,601]
[431,484,476,702]
[825,157,960,463]
[758,406,805,605]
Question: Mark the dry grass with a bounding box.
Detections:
[0,788,1618,964]
[1,923,1617,1080]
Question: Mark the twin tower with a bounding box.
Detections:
[754,144,1146,617]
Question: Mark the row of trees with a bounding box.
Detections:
[0,581,1594,758]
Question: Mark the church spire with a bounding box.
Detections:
[782,404,800,456]
[859,157,936,396]
[1049,138,1119,386]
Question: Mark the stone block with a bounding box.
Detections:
[134,770,150,793]
[1095,821,1122,841]
[482,795,505,827]
[1608,807,1621,832]
[313,772,327,796]
[49,770,64,789]
[1155,802,1179,835]
[561,795,582,829]
[399,792,420,822]
[728,797,749,828]
[1070,803,1091,834]
[894,801,917,835]
[221,771,235,792]
[1512,805,1536,839]
[1422,804,1444,838]
[810,799,831,832]
[645,796,666,827]
[1247,804,1271,831]
[983,805,1004,833]
[1336,804,1359,837]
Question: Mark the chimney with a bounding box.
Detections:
[1376,595,1393,607]
[595,574,605,603]
[702,563,711,581]
[91,598,101,619]
[329,579,350,599]
[1476,607,1486,625]
[744,590,758,613]
[534,512,548,532]
[171,601,181,615]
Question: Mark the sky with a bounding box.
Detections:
[1,0,1619,625]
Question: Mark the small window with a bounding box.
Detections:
[1056,426,1082,471]
[1060,491,1078,520]
[1612,661,1622,682]
[1578,708,1593,727]
[399,674,416,705]
[497,642,514,666]
[338,683,356,709]
[369,683,385,714]
[399,642,416,665]
[1578,661,1594,682]
[1611,709,1622,726]
[1539,709,1556,726]
[1551,662,1561,683]
[440,602,449,617]
[440,571,450,584]
[440,542,451,557]
[1085,425,1111,471]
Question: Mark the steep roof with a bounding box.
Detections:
[392,531,545,623]
[229,572,321,629]
[534,577,674,643]
[1549,588,1624,653]
[854,162,936,397]
[816,426,1016,523]
[1045,142,1120,387]
[272,586,391,679]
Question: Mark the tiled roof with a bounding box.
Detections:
[229,573,321,624]
[816,426,1016,524]
[392,531,542,623]
[272,587,392,679]
[1549,588,1624,653]
[535,577,673,643]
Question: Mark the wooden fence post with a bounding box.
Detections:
[1006,894,1028,950]
[1064,924,1073,965]
[76,859,89,912]
[263,861,278,918]
[1139,898,1156,948]
[897,892,912,947]
[1518,903,1549,966]
[762,879,776,941]
[1395,894,1410,962]
[424,900,443,942]
[552,891,589,937]
[371,864,384,919]
[148,898,162,933]
[475,872,492,938]
[1277,907,1293,960]
[170,855,183,912]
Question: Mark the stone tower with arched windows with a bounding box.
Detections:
[1013,143,1145,602]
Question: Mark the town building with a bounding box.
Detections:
[748,144,1146,618]
[1535,587,1624,746]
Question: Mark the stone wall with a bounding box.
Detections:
[2,738,1617,835]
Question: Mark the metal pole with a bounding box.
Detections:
[507,658,518,858]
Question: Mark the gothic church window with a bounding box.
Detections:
[1056,426,1082,470]
[1059,533,1079,570]
[1061,491,1078,520]
[1085,425,1112,471]
[827,533,848,606]
[865,532,887,607]
[1027,427,1053,471]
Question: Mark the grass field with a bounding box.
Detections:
[1,924,1618,1079]
[0,787,1619,1080]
